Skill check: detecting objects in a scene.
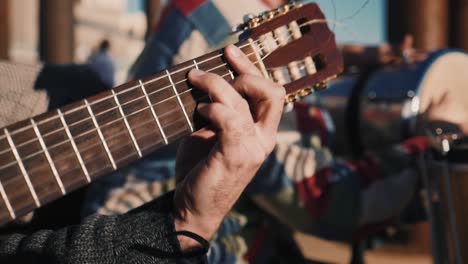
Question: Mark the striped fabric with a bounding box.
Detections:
[0,62,47,128]
[83,1,430,263]
[129,0,270,79]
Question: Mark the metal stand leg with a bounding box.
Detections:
[419,152,448,264]
[440,152,463,264]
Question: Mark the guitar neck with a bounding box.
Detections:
[0,40,262,225]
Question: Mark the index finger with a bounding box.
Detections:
[224,44,263,77]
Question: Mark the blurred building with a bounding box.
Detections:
[6,0,40,63]
[388,0,468,51]
[74,0,147,83]
[0,0,467,83]
[1,0,148,84]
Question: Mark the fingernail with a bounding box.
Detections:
[190,69,205,77]
[228,45,241,57]
[197,102,208,110]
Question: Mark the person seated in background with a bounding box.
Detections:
[87,39,115,88]
[342,34,427,70]
[0,46,285,263]
[82,0,431,263]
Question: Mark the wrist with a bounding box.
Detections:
[173,188,222,251]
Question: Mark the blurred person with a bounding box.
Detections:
[342,34,427,70]
[0,45,285,263]
[87,39,115,88]
[82,0,431,263]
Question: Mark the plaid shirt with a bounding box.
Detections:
[83,1,430,262]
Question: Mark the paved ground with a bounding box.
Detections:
[365,246,431,264]
[294,223,432,263]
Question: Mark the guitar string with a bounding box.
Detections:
[2,27,309,191]
[0,58,255,153]
[0,18,323,143]
[0,19,335,205]
[9,88,208,172]
[0,109,196,205]
[0,96,200,196]
[0,41,263,142]
[0,69,234,173]
[2,17,352,167]
[21,18,347,156]
[12,92,202,168]
[0,1,369,217]
[0,19,337,173]
[0,22,295,154]
[337,0,370,22]
[0,19,332,171]
[0,49,269,173]
[1,40,282,192]
[0,44,269,154]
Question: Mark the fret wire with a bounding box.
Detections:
[0,37,272,143]
[0,54,251,156]
[0,27,300,210]
[3,128,41,207]
[139,80,168,145]
[248,38,269,79]
[166,70,194,132]
[111,90,142,158]
[0,65,248,172]
[2,86,198,169]
[84,99,117,170]
[1,108,200,204]
[3,17,319,143]
[57,109,91,183]
[31,119,66,195]
[1,91,205,186]
[0,180,15,219]
[192,59,213,103]
[0,67,252,172]
[194,59,214,102]
[0,49,263,152]
[142,41,254,88]
[228,70,235,80]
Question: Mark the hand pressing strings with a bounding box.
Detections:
[172,44,285,250]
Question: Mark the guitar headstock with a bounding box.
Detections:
[241,3,343,104]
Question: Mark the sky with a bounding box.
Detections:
[127,0,386,45]
[311,0,386,45]
[127,0,144,13]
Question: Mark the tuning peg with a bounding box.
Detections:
[248,17,261,29]
[313,81,327,90]
[285,94,297,104]
[278,2,299,13]
[277,6,289,15]
[298,87,313,98]
[284,102,294,112]
[231,14,257,33]
[244,13,256,22]
[262,11,276,20]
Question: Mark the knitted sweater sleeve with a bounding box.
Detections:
[0,191,207,264]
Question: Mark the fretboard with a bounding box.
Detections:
[0,40,264,225]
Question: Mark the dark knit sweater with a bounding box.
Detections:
[0,191,207,263]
